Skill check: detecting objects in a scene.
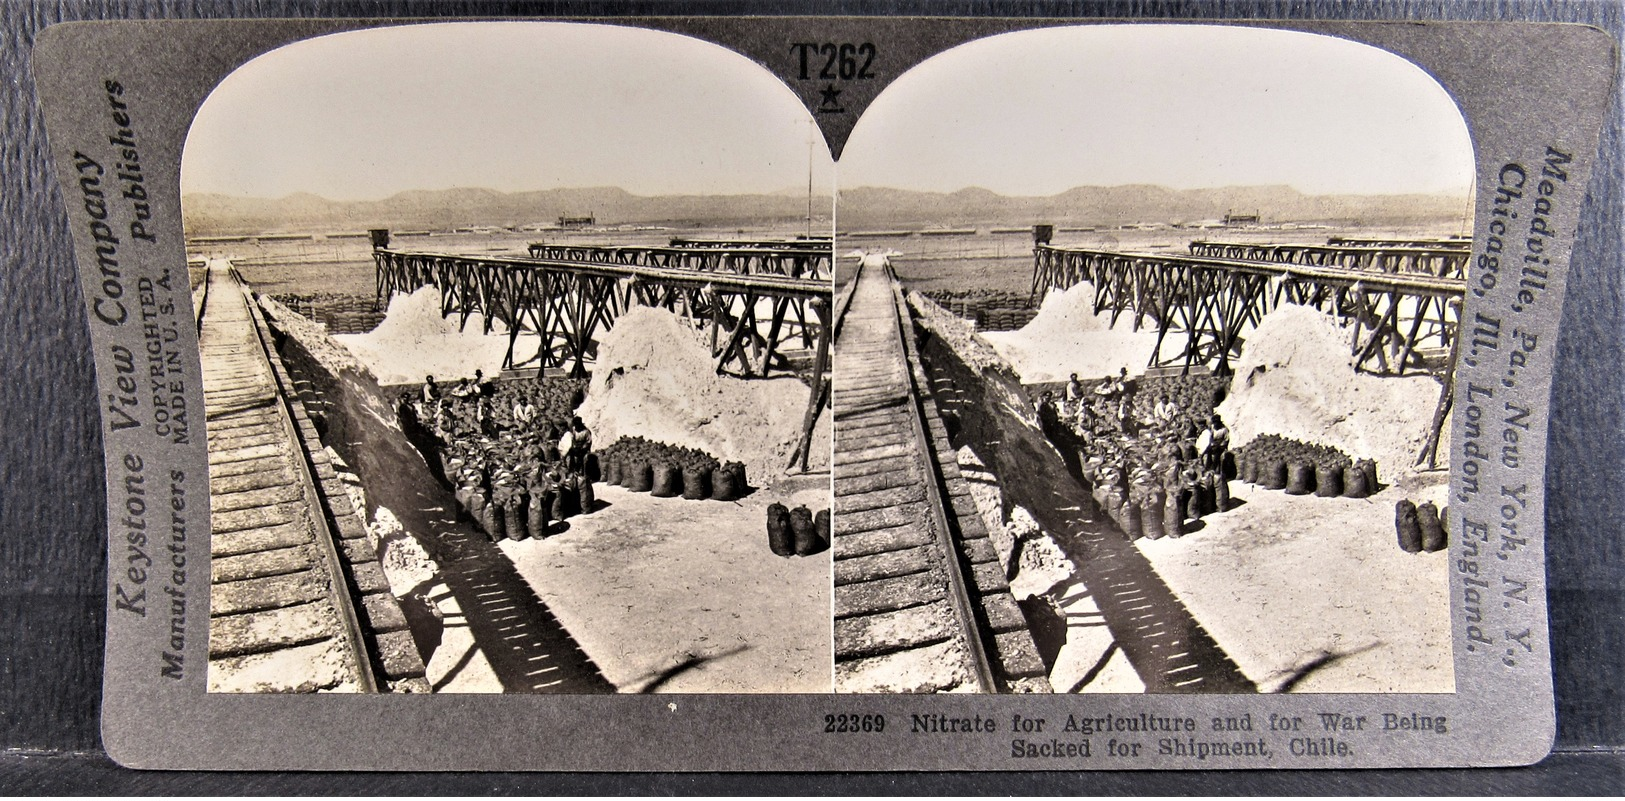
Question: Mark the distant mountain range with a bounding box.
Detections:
[182,186,832,236]
[181,184,1465,236]
[837,185,1466,229]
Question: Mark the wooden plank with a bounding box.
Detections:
[212,545,315,584]
[833,504,925,535]
[834,572,945,619]
[834,603,954,658]
[833,522,935,560]
[211,570,327,616]
[209,600,336,658]
[833,545,936,584]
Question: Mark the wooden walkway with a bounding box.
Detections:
[832,258,1048,693]
[201,262,378,693]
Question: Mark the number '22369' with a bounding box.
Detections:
[824,713,886,733]
[791,43,877,80]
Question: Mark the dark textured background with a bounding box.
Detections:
[2,1,1619,793]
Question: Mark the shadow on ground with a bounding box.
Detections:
[328,368,616,693]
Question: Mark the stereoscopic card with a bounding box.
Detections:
[29,15,1616,770]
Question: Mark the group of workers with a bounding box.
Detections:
[1038,368,1234,536]
[405,372,596,540]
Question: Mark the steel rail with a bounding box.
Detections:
[532,242,828,259]
[830,257,864,341]
[1324,236,1473,249]
[881,260,999,693]
[233,266,380,693]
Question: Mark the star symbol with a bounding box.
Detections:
[817,84,844,113]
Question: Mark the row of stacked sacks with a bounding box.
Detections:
[268,291,355,315]
[766,504,831,557]
[1127,373,1229,430]
[598,436,748,502]
[1233,434,1380,499]
[453,463,598,541]
[269,292,386,335]
[1042,371,1234,542]
[1395,500,1449,553]
[425,424,594,499]
[974,308,1040,332]
[1093,461,1234,542]
[402,376,587,449]
[400,378,589,491]
[399,377,598,542]
[474,377,586,434]
[919,289,1037,332]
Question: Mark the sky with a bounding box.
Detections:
[181,22,834,201]
[183,22,1474,203]
[840,25,1475,198]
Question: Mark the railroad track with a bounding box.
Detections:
[831,257,1050,693]
[201,261,397,693]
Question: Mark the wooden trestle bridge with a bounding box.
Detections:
[374,244,832,383]
[1325,235,1471,249]
[525,242,830,279]
[1030,241,1468,378]
[1186,240,1469,279]
[667,236,833,252]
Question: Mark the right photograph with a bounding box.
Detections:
[830,24,1470,694]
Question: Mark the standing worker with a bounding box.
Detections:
[557,424,574,470]
[1064,373,1085,414]
[564,416,593,475]
[1199,414,1230,472]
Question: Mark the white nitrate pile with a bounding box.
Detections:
[981,281,1184,383]
[575,306,818,478]
[1217,304,1444,472]
[334,287,513,386]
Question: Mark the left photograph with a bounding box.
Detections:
[182,22,836,693]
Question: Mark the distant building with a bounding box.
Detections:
[1223,212,1261,226]
[558,214,595,228]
